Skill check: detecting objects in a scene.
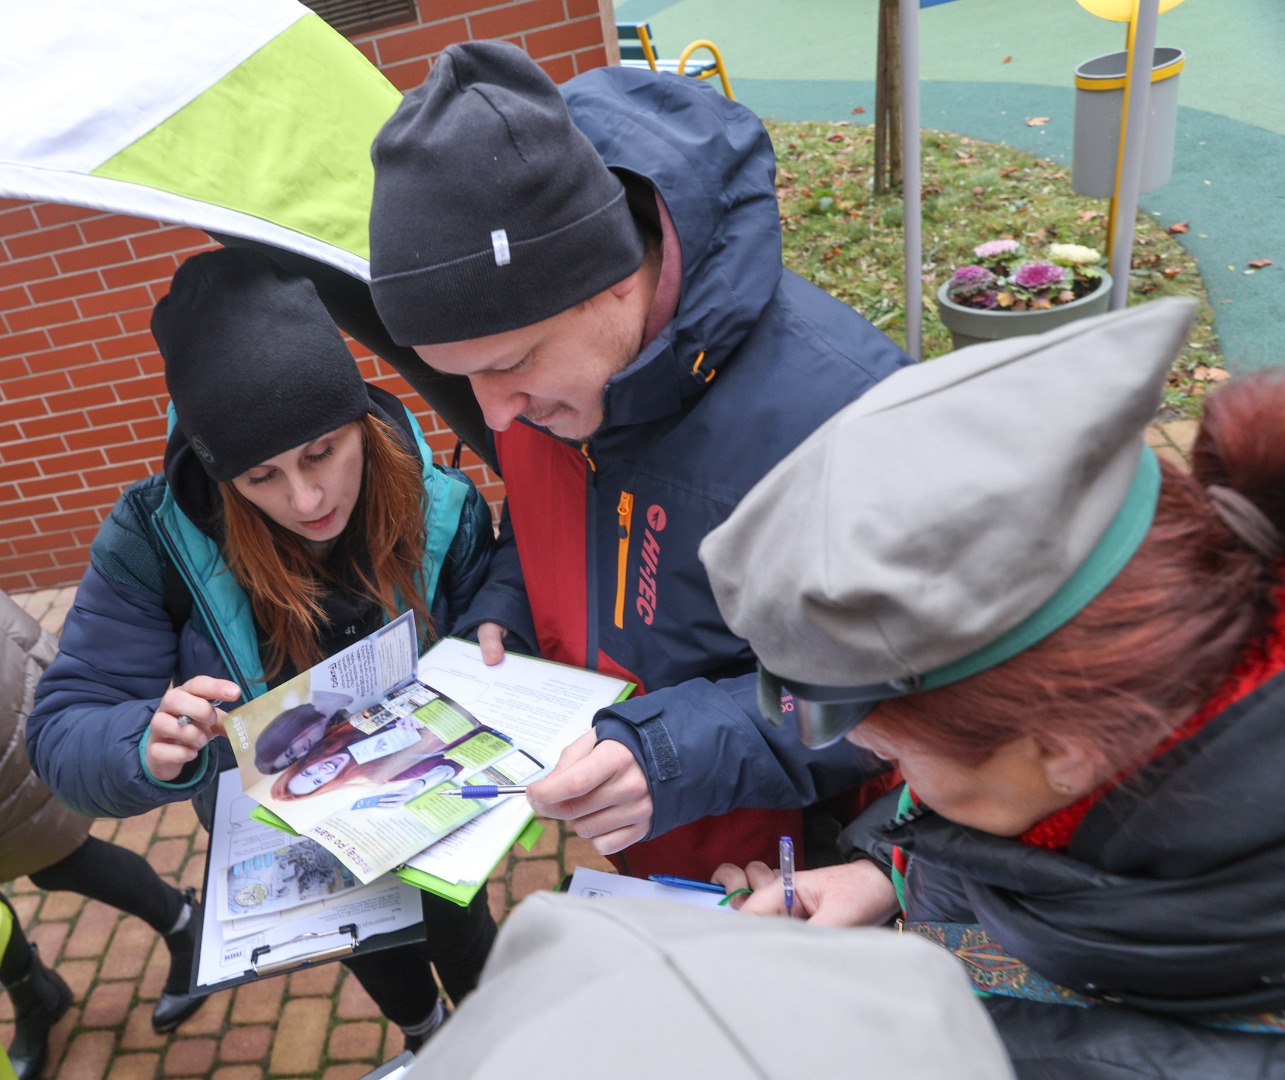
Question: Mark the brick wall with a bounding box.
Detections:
[0,0,617,592]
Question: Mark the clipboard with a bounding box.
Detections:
[192,768,428,995]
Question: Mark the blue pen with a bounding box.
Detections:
[780,835,795,916]
[439,785,527,799]
[648,874,727,895]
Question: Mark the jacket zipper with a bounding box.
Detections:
[582,441,599,669]
[614,491,634,629]
[157,530,253,701]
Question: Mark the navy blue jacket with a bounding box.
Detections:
[450,66,911,874]
[28,386,493,824]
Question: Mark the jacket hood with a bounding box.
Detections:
[876,669,1285,1016]
[163,382,420,539]
[560,67,784,433]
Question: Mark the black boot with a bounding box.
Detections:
[151,888,207,1033]
[5,943,73,1080]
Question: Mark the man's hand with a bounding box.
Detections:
[477,622,508,665]
[144,676,239,782]
[711,860,900,926]
[526,732,653,855]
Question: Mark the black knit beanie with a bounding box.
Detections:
[368,40,645,347]
[153,248,372,482]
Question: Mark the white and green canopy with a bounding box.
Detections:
[0,0,488,451]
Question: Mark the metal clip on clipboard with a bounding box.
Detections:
[250,924,359,977]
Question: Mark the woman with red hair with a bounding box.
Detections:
[701,299,1285,1077]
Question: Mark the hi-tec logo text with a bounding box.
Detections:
[636,505,667,624]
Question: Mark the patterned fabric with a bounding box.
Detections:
[902,920,1285,1034]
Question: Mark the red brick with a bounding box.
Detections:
[163,1037,218,1076]
[119,306,158,334]
[34,203,97,228]
[81,980,135,1028]
[64,422,136,451]
[56,238,134,274]
[94,329,156,362]
[0,422,19,444]
[62,356,141,391]
[44,383,116,414]
[0,355,29,381]
[25,340,100,374]
[381,56,432,90]
[0,204,39,237]
[352,37,379,64]
[76,283,154,318]
[572,45,609,74]
[102,253,181,289]
[78,462,149,491]
[106,1052,163,1080]
[109,371,168,401]
[6,297,73,331]
[2,549,57,575]
[79,213,163,245]
[48,313,124,348]
[527,17,603,59]
[0,253,56,288]
[268,998,333,1074]
[85,399,161,428]
[141,228,213,259]
[328,1021,383,1061]
[58,485,126,511]
[132,414,167,441]
[37,450,106,478]
[429,0,510,19]
[374,19,467,64]
[4,495,55,518]
[5,222,83,260]
[566,0,600,17]
[15,473,82,500]
[230,977,285,1024]
[59,1030,114,1080]
[5,371,73,406]
[31,507,101,533]
[470,0,567,41]
[21,413,76,438]
[217,1025,273,1063]
[0,327,52,361]
[29,268,105,303]
[0,283,31,310]
[510,857,560,901]
[7,433,65,460]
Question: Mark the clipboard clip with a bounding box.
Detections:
[250,923,359,977]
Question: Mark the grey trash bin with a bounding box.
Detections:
[1073,46,1184,198]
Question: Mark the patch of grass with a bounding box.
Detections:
[768,121,1221,418]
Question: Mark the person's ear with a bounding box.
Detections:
[1038,736,1107,799]
[609,267,642,300]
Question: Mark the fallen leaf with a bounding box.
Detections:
[1026,117,1051,127]
[1167,221,1189,234]
[1163,267,1181,280]
[826,133,845,143]
[1249,258,1273,268]
[1208,368,1231,383]
[1002,55,1012,64]
[851,106,866,115]
[1000,166,1020,177]
[1078,209,1102,223]
[972,186,985,195]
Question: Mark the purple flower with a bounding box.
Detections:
[1009,261,1067,291]
[973,239,1020,260]
[947,264,997,297]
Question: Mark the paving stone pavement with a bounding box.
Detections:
[5,420,1195,1079]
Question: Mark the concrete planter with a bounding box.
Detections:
[936,271,1113,351]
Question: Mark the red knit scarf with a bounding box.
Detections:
[1019,588,1285,852]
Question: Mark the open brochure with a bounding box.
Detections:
[222,612,547,884]
[221,613,636,889]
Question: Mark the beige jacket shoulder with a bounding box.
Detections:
[0,590,91,881]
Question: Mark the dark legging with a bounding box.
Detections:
[0,893,32,986]
[27,836,185,935]
[341,885,496,1027]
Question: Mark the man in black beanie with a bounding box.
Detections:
[368,41,911,880]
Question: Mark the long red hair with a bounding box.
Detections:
[868,371,1285,772]
[219,413,433,681]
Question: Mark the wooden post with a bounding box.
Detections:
[874,0,903,195]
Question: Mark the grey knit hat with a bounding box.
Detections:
[368,40,645,346]
[153,248,372,482]
[700,298,1196,747]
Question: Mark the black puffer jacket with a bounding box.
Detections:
[844,668,1285,1078]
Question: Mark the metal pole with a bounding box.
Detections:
[899,0,922,358]
[1108,0,1160,310]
